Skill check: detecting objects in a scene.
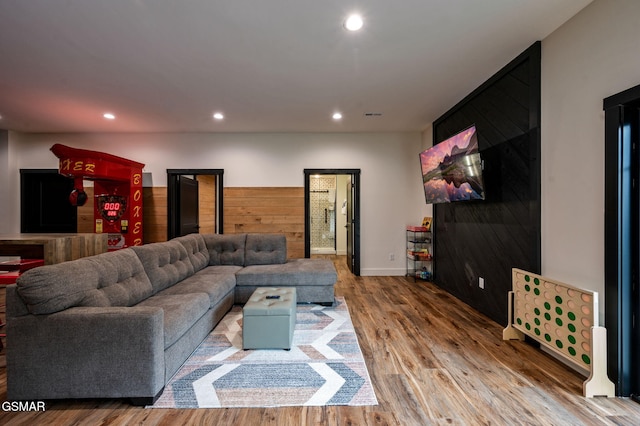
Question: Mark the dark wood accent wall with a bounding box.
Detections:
[432,42,541,325]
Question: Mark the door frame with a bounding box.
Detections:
[604,84,640,399]
[304,169,360,275]
[167,169,224,240]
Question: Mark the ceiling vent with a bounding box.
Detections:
[363,112,383,117]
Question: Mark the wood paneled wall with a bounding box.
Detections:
[197,175,216,234]
[77,186,94,234]
[143,187,168,243]
[224,187,305,258]
[85,186,305,256]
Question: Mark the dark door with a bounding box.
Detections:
[167,169,224,240]
[20,169,77,233]
[178,175,199,236]
[346,177,354,273]
[604,86,640,400]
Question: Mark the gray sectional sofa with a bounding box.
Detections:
[5,233,337,404]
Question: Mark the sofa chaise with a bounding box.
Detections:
[6,233,337,404]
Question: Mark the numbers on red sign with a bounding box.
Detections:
[103,202,121,211]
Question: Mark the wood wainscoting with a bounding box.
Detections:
[113,186,305,257]
[76,186,94,234]
[224,187,304,258]
[143,187,168,243]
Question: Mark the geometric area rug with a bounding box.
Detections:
[148,297,378,408]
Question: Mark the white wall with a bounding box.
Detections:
[541,0,640,322]
[0,131,10,234]
[4,131,425,275]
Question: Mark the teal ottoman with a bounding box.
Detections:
[242,287,296,350]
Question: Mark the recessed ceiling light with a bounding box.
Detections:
[213,112,224,120]
[332,112,343,120]
[344,14,363,31]
[103,113,116,120]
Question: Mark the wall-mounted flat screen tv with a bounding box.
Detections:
[419,125,485,204]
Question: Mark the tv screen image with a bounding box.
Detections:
[419,125,485,204]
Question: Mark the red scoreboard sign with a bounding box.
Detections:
[50,144,145,250]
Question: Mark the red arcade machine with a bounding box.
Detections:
[50,144,145,250]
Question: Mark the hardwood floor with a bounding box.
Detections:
[1,256,640,425]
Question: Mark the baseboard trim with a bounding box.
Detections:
[360,268,407,276]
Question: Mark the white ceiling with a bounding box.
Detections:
[0,0,592,133]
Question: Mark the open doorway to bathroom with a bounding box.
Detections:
[309,174,340,254]
[304,169,360,276]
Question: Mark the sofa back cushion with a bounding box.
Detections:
[245,233,287,265]
[131,240,195,293]
[203,233,246,266]
[174,233,210,272]
[16,249,153,315]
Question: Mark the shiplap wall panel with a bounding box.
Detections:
[197,175,216,234]
[77,186,94,234]
[81,186,305,254]
[143,187,168,243]
[433,43,541,326]
[224,187,305,258]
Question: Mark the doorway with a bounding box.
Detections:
[309,174,339,254]
[304,169,360,276]
[167,169,224,239]
[604,84,640,400]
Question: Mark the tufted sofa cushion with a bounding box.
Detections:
[174,234,210,272]
[16,249,153,315]
[131,240,195,294]
[245,233,287,265]
[203,233,247,266]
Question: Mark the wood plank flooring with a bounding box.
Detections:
[1,256,640,425]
